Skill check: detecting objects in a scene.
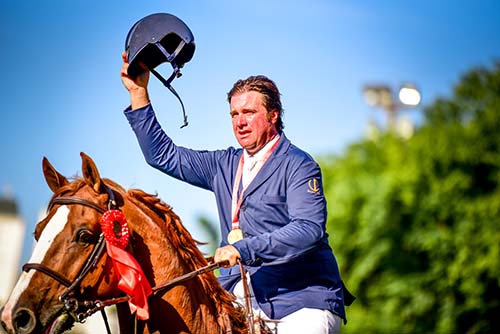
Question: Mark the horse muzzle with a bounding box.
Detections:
[0,305,73,334]
[0,306,36,334]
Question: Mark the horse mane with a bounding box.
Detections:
[123,186,248,333]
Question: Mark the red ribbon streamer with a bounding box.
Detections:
[101,210,152,320]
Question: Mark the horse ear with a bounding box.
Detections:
[80,152,103,193]
[43,157,69,193]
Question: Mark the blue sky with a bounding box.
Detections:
[1,0,499,264]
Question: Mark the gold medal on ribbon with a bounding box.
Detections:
[227,228,244,244]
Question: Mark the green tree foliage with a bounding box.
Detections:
[196,215,221,276]
[320,61,500,333]
[197,215,220,256]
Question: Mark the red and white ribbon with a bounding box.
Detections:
[100,210,152,320]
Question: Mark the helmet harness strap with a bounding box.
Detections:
[150,40,189,128]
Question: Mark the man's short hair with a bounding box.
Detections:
[227,75,284,132]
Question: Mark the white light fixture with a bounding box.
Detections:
[398,84,421,106]
[362,82,422,138]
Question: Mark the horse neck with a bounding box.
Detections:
[120,194,227,334]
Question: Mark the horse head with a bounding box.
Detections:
[0,153,126,334]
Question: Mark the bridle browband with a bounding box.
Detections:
[21,184,229,334]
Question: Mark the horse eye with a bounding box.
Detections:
[75,229,95,245]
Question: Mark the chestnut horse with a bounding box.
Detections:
[0,152,250,334]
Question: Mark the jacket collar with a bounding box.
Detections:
[239,132,290,197]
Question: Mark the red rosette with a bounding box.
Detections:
[100,209,129,249]
[100,209,152,320]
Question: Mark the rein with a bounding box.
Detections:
[21,188,230,334]
[85,260,226,312]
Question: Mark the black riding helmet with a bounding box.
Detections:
[125,13,195,77]
[125,13,195,127]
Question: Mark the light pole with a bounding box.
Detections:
[362,83,421,136]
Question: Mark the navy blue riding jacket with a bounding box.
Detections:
[125,104,346,321]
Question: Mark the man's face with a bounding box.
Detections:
[230,91,278,155]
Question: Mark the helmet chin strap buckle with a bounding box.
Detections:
[149,41,189,129]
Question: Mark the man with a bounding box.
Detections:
[120,52,346,333]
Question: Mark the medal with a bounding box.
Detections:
[227,228,244,244]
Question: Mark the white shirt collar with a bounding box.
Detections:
[243,134,280,162]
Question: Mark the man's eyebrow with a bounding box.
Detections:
[230,108,257,114]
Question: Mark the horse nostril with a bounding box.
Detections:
[1,306,11,334]
[0,313,9,334]
[13,308,36,334]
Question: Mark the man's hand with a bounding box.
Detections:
[120,51,150,110]
[214,245,241,267]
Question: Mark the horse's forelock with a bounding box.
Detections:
[33,178,86,240]
[36,177,125,240]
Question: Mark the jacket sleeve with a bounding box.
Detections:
[124,104,221,191]
[233,156,328,266]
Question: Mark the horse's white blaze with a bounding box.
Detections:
[0,206,70,329]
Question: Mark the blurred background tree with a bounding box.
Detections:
[197,215,220,256]
[321,61,500,333]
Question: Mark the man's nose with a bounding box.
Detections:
[235,115,247,127]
